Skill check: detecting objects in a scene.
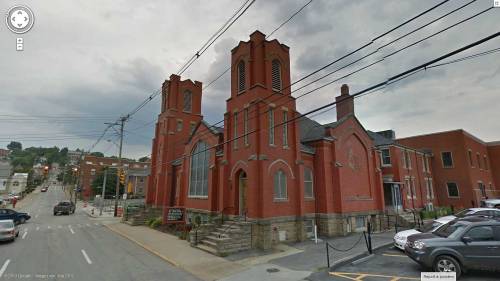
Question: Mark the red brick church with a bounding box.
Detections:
[145,31,442,250]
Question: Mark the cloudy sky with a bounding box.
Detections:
[0,0,498,159]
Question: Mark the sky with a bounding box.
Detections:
[0,0,498,159]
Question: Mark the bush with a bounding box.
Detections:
[146,217,155,227]
[150,217,162,228]
[419,206,454,220]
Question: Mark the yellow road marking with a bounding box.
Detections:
[329,271,420,280]
[382,253,408,257]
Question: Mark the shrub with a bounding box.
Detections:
[150,217,162,228]
[146,217,155,227]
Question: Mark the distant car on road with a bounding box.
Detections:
[0,220,19,242]
[405,216,500,277]
[53,201,75,215]
[0,209,31,224]
[41,187,48,192]
[480,199,500,209]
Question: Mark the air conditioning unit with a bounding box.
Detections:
[425,203,434,212]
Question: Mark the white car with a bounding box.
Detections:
[480,199,500,208]
[438,207,500,222]
[0,219,19,242]
[393,217,453,250]
[393,208,500,250]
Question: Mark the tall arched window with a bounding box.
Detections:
[189,141,209,197]
[271,59,282,92]
[238,60,246,93]
[273,169,287,200]
[183,90,192,112]
[304,167,314,198]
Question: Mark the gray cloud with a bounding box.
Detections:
[1,0,499,159]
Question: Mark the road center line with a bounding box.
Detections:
[22,231,28,239]
[0,259,10,278]
[36,226,40,231]
[81,250,92,265]
[69,226,75,234]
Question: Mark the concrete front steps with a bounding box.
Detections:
[195,221,251,256]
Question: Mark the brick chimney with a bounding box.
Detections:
[336,84,354,120]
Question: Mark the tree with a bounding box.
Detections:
[91,169,124,198]
[138,156,150,162]
[7,141,22,151]
[90,152,104,157]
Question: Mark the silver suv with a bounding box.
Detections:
[405,217,500,278]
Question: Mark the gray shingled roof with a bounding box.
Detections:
[298,116,326,143]
[367,131,395,146]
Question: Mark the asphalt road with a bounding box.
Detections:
[323,246,499,281]
[0,180,199,281]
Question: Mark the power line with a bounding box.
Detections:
[182,0,455,144]
[164,31,500,167]
[177,0,256,75]
[149,0,484,152]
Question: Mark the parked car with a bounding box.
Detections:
[439,207,500,222]
[41,187,48,192]
[0,220,19,242]
[0,209,31,224]
[53,201,75,215]
[393,217,453,250]
[480,199,500,209]
[405,216,500,277]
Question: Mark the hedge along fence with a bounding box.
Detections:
[419,206,454,220]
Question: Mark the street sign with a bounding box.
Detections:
[122,193,127,200]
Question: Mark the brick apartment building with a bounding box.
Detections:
[145,31,445,250]
[79,155,150,199]
[368,131,437,211]
[399,130,499,209]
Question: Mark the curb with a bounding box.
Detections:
[104,223,181,268]
[329,241,393,270]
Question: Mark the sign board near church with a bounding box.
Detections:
[165,207,185,224]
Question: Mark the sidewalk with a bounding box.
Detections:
[106,223,247,281]
[269,231,394,272]
[105,221,396,281]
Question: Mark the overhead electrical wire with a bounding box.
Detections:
[145,0,485,153]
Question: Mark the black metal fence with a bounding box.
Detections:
[326,222,374,268]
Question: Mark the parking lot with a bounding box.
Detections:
[328,246,499,281]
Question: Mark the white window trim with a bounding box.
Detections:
[244,108,249,146]
[269,108,275,146]
[282,111,288,148]
[380,148,391,167]
[233,112,238,149]
[273,170,287,200]
[446,182,460,198]
[441,151,454,168]
[237,60,246,94]
[304,167,314,199]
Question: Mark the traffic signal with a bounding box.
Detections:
[43,166,49,177]
[119,169,126,185]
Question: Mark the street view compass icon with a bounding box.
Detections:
[5,5,35,51]
[6,5,34,34]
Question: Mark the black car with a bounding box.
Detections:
[405,217,500,277]
[0,208,31,224]
[53,201,75,215]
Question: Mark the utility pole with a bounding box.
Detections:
[100,168,108,216]
[114,117,126,217]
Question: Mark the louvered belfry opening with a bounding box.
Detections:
[238,60,246,93]
[271,59,282,92]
